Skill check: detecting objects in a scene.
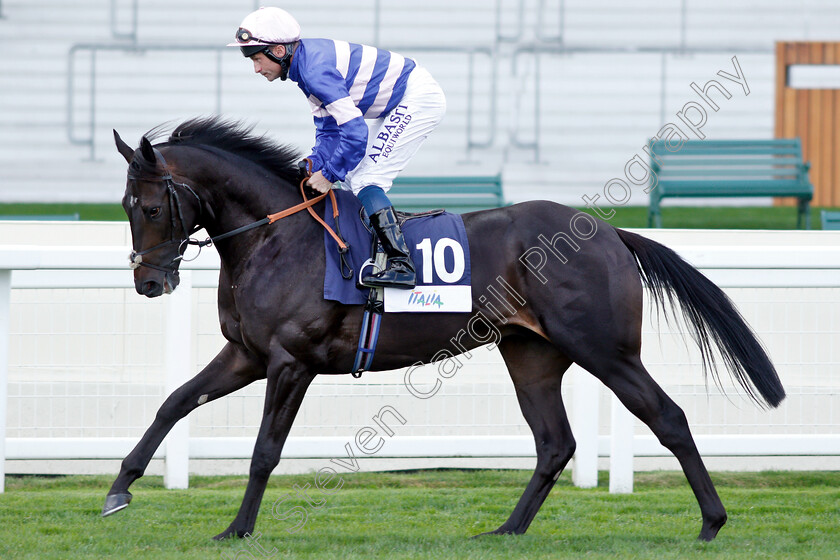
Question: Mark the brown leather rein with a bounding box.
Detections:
[188,178,349,253]
[128,152,349,274]
[269,180,348,251]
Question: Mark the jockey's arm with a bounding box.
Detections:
[303,65,367,187]
[307,108,367,185]
[307,115,339,173]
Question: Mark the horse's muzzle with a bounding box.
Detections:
[136,271,180,298]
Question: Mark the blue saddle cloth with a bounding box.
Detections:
[323,189,471,305]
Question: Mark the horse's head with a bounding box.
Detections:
[115,130,201,298]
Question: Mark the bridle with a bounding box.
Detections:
[127,149,351,277]
[127,149,202,274]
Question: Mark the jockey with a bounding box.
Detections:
[229,7,447,290]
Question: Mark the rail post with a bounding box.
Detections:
[0,269,11,493]
[164,270,192,489]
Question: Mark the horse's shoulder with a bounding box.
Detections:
[215,266,245,344]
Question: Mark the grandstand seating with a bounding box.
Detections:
[2,1,840,205]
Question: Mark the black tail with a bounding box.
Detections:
[616,228,785,408]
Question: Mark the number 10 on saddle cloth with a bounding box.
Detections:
[323,189,472,313]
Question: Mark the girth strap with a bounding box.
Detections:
[351,248,387,377]
[352,287,384,377]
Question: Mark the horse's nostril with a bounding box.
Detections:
[140,280,163,298]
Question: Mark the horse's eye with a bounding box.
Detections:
[149,206,162,218]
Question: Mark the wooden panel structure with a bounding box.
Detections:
[775,41,840,207]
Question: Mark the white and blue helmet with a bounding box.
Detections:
[228,7,301,58]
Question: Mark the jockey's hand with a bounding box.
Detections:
[307,171,333,194]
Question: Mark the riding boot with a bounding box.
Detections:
[362,206,416,289]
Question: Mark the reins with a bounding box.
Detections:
[192,180,347,249]
[128,150,350,275]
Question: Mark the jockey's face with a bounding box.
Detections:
[250,45,286,82]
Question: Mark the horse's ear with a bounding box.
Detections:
[140,136,156,163]
[113,130,134,163]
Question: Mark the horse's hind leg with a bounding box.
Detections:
[479,332,575,536]
[593,356,727,541]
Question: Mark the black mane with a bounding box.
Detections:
[145,116,302,185]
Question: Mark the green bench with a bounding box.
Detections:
[647,139,813,229]
[820,210,840,230]
[388,174,505,214]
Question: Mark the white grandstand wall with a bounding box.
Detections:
[3,1,840,204]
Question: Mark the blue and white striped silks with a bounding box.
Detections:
[288,38,416,184]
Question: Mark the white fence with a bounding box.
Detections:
[1,223,840,494]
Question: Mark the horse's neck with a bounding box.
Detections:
[191,160,312,275]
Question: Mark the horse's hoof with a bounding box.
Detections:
[698,529,718,542]
[698,512,727,541]
[212,526,243,541]
[101,492,132,517]
[472,528,514,538]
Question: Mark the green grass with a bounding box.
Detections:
[0,203,838,229]
[0,470,837,559]
[577,205,833,230]
[0,203,127,221]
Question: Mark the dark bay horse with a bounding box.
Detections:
[104,116,785,542]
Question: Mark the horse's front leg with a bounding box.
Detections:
[102,342,265,516]
[213,354,315,540]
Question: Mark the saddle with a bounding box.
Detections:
[321,190,472,375]
[355,207,446,290]
[350,207,447,375]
